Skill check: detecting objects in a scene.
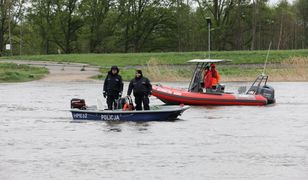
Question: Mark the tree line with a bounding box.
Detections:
[0,0,307,56]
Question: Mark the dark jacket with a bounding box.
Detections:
[103,68,123,95]
[127,76,152,96]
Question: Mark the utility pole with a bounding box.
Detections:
[206,17,211,59]
[251,0,257,50]
[8,1,13,56]
[19,0,23,56]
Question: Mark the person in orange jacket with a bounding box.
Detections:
[210,63,220,89]
[203,66,212,89]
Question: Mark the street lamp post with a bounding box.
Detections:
[8,0,13,56]
[19,0,23,56]
[206,17,211,59]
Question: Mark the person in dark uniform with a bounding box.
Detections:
[127,70,152,110]
[103,66,123,110]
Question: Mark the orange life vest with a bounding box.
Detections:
[211,70,220,86]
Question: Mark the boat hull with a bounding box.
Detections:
[71,105,190,121]
[152,85,268,106]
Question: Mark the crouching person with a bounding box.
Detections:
[127,70,152,110]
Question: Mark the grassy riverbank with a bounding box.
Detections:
[95,58,308,82]
[2,49,308,66]
[0,63,48,82]
[1,49,308,82]
[95,57,308,82]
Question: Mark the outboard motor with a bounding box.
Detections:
[246,74,275,104]
[71,98,86,109]
[259,85,275,104]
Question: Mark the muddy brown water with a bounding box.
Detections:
[1,81,308,180]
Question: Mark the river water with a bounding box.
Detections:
[0,81,307,180]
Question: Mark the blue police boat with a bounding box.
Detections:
[70,97,189,121]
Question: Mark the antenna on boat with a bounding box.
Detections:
[247,42,272,94]
[262,41,272,76]
[206,17,211,59]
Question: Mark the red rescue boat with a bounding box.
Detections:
[152,59,275,106]
[153,85,268,106]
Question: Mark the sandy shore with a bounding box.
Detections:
[1,60,101,82]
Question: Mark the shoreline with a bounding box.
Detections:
[1,60,101,82]
[1,59,308,83]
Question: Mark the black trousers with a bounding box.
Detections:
[134,95,150,110]
[106,94,119,110]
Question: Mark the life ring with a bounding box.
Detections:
[123,103,129,111]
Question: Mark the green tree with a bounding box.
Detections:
[2,0,307,54]
[0,0,23,55]
[273,0,295,49]
[295,0,308,48]
[174,0,195,51]
[28,0,54,54]
[250,0,270,50]
[80,0,114,53]
[195,0,237,50]
[117,0,175,52]
[52,0,83,53]
[230,0,251,50]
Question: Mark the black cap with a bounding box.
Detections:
[111,66,118,70]
[110,66,119,74]
[136,69,142,75]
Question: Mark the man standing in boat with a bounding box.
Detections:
[103,66,123,110]
[127,70,152,110]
